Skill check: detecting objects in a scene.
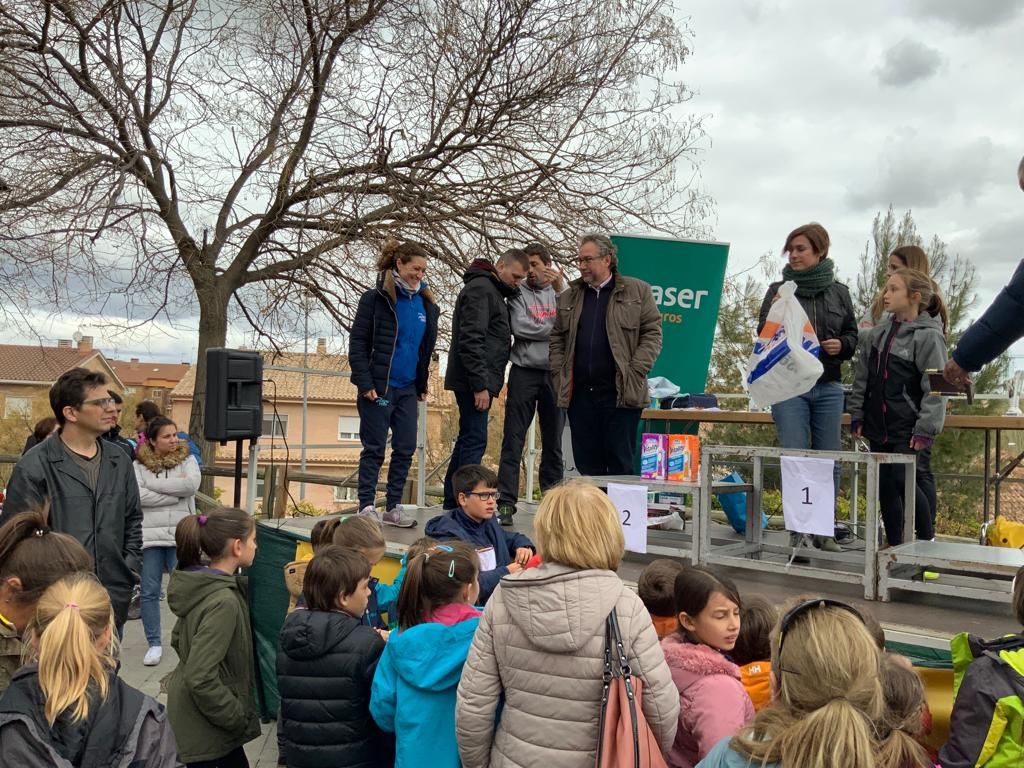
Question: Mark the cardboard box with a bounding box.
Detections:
[667,434,700,483]
[640,433,668,479]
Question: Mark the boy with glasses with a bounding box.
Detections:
[1,367,143,635]
[425,465,534,604]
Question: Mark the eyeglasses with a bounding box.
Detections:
[81,397,116,408]
[466,491,498,501]
[776,598,864,677]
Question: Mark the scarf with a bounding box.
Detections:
[392,270,424,297]
[781,257,835,298]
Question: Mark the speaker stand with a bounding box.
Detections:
[233,439,244,508]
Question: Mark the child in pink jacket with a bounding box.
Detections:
[661,567,754,768]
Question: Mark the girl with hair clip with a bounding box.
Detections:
[166,509,261,768]
[697,598,885,768]
[662,567,754,768]
[370,540,481,768]
[134,415,202,667]
[0,572,179,766]
[849,268,949,546]
[0,508,93,694]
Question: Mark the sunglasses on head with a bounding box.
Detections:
[777,598,865,677]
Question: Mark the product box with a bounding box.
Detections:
[667,434,700,483]
[640,433,668,479]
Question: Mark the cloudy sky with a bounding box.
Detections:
[682,0,1024,362]
[10,0,1024,373]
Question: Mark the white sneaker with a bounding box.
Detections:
[358,505,382,523]
[144,646,162,666]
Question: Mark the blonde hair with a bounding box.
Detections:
[26,573,116,725]
[872,246,931,323]
[877,654,932,768]
[533,480,624,570]
[332,515,386,552]
[732,602,884,768]
[890,268,949,333]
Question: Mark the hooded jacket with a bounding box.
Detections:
[456,563,679,768]
[757,280,858,385]
[954,259,1024,373]
[549,274,663,409]
[424,507,534,604]
[0,618,20,695]
[349,270,440,397]
[509,282,560,370]
[370,612,481,768]
[0,435,143,628]
[696,737,780,768]
[165,568,261,763]
[134,443,201,549]
[277,609,389,768]
[848,311,947,445]
[444,259,518,395]
[940,631,1024,768]
[661,634,755,768]
[0,665,180,768]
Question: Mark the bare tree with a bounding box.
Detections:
[0,0,708,458]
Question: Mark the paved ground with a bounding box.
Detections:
[119,577,281,767]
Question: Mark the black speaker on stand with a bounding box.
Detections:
[205,349,264,506]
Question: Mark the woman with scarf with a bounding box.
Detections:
[757,223,857,553]
[349,238,440,528]
[134,415,201,667]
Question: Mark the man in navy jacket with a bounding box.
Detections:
[425,465,534,604]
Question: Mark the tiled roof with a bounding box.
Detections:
[171,350,448,406]
[0,344,102,383]
[109,359,192,387]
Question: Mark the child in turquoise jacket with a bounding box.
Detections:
[370,541,481,768]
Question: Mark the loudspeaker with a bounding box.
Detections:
[204,348,264,442]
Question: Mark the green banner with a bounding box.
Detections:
[612,234,730,395]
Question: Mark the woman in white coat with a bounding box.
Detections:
[134,415,200,666]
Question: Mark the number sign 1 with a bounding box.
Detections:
[780,456,836,537]
[607,483,649,554]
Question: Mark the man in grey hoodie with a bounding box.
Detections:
[496,243,565,526]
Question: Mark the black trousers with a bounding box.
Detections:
[356,384,418,511]
[497,365,564,508]
[186,746,249,768]
[567,388,642,477]
[870,440,936,545]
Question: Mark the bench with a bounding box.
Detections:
[878,540,1024,603]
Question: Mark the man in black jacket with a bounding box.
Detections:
[1,368,143,632]
[441,249,529,510]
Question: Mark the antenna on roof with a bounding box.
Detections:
[72,330,83,343]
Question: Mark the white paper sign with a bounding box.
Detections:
[607,483,649,554]
[780,456,836,537]
[477,547,497,573]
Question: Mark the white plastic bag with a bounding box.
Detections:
[744,281,823,408]
[647,376,680,400]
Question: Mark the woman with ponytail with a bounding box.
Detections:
[697,599,884,768]
[348,237,440,527]
[0,509,92,693]
[166,508,260,768]
[370,540,481,768]
[0,572,179,766]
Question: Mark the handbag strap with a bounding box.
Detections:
[596,613,616,766]
[608,608,642,768]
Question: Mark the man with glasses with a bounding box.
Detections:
[550,233,663,476]
[442,248,530,510]
[2,368,143,634]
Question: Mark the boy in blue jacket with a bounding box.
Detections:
[424,464,534,603]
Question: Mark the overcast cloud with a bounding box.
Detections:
[5,0,1024,372]
[681,0,1024,363]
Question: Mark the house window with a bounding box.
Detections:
[262,413,288,438]
[4,396,32,419]
[334,485,357,502]
[338,416,360,441]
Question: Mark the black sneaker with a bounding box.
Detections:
[497,504,515,527]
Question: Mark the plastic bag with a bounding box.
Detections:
[744,281,823,408]
[717,471,768,535]
[647,376,680,400]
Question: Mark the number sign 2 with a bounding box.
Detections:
[607,483,649,554]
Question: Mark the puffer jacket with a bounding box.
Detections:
[757,280,857,385]
[549,274,663,409]
[277,609,388,768]
[456,563,679,768]
[848,312,947,445]
[444,259,518,396]
[661,634,755,768]
[134,444,201,549]
[349,270,440,397]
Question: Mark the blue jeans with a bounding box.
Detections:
[356,385,419,511]
[142,546,176,647]
[442,390,491,509]
[771,380,844,507]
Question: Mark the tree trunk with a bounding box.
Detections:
[190,282,231,495]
